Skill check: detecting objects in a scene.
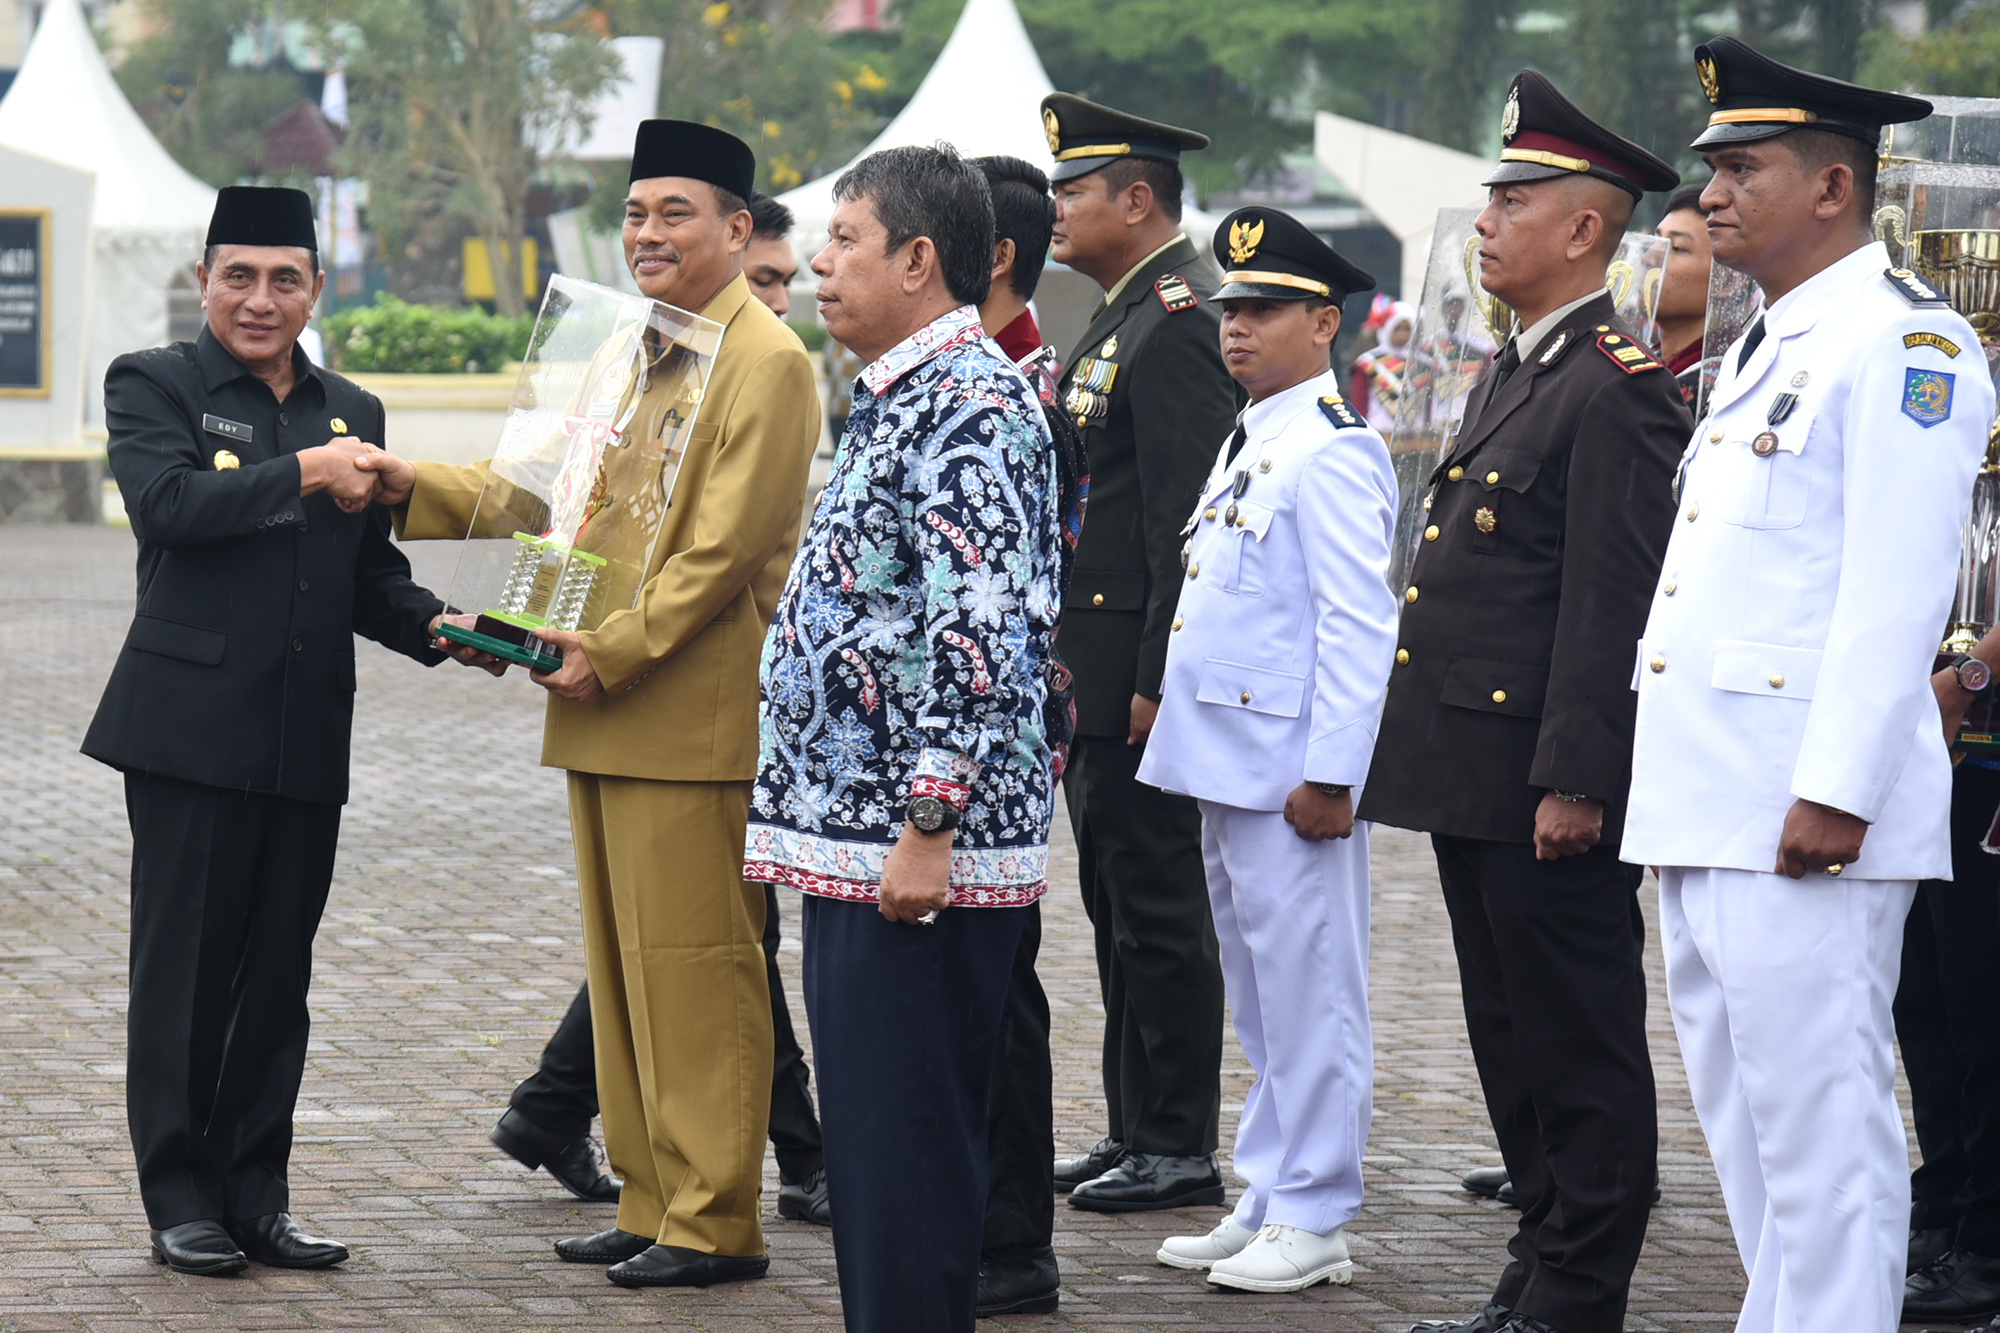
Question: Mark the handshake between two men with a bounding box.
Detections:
[309,441,606,701]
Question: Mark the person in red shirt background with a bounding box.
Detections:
[1652,181,1713,406]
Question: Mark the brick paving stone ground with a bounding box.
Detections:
[0,524,1930,1331]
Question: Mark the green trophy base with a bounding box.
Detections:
[438,617,565,673]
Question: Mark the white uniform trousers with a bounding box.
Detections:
[1660,866,1915,1333]
[1199,801,1372,1235]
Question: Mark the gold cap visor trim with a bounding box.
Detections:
[1053,142,1132,162]
[1222,270,1332,296]
[1707,107,1820,126]
[1499,147,1592,173]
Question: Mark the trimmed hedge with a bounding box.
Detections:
[324,296,535,375]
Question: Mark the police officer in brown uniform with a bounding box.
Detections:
[1041,93,1238,1212]
[1358,73,1690,1333]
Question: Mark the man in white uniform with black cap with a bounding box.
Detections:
[1139,206,1398,1294]
[1624,36,1992,1333]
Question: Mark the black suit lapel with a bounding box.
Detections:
[1441,291,1617,473]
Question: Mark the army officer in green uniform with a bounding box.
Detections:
[1042,93,1239,1212]
[83,187,455,1277]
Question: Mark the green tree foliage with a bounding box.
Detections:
[872,0,1430,195]
[326,0,617,315]
[596,0,885,192]
[115,0,314,186]
[1864,1,2000,96]
[323,295,535,373]
[1418,0,1510,152]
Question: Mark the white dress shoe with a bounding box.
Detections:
[1206,1223,1352,1293]
[1155,1216,1256,1270]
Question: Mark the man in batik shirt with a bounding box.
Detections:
[745,144,1061,1333]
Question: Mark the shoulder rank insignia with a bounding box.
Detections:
[1596,331,1663,374]
[1886,267,1949,306]
[1318,394,1364,431]
[1155,274,1198,312]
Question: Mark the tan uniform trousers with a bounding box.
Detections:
[569,772,772,1256]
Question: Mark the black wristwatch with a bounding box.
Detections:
[907,795,960,834]
[1311,782,1351,798]
[1552,790,1591,803]
[1952,653,1994,698]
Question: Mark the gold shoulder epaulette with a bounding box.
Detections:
[1155,274,1198,312]
[1885,267,1948,306]
[1318,394,1364,430]
[1596,331,1663,375]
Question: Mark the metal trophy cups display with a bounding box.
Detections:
[1875,98,2000,745]
[435,274,724,672]
[1386,209,1669,587]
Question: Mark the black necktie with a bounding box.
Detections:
[1223,424,1247,466]
[1476,341,1522,419]
[1736,316,1766,373]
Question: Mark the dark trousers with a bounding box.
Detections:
[982,905,1054,1262]
[1432,835,1657,1333]
[1062,734,1223,1154]
[123,772,342,1229]
[1896,761,2000,1257]
[510,883,823,1178]
[803,893,1027,1333]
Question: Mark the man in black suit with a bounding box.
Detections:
[83,187,459,1276]
[1040,92,1237,1213]
[1359,73,1689,1333]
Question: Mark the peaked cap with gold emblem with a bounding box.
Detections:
[1211,207,1376,305]
[1484,70,1680,200]
[1040,92,1209,184]
[1688,36,1931,150]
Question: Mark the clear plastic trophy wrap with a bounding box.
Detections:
[434,274,724,671]
[1872,99,2000,746]
[1386,209,1669,587]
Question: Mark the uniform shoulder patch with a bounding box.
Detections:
[1595,331,1664,374]
[1317,394,1364,431]
[1905,330,1963,358]
[1886,267,1949,306]
[1155,274,1198,312]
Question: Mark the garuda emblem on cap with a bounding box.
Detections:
[1228,216,1264,265]
[1500,87,1521,143]
[1043,108,1061,155]
[1697,55,1721,105]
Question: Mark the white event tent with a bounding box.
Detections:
[0,0,216,428]
[1312,111,1489,299]
[776,0,1218,257]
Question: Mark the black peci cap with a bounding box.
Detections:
[206,186,318,252]
[630,120,757,202]
[1040,93,1208,184]
[1690,36,1931,150]
[1211,208,1376,305]
[1484,71,1681,200]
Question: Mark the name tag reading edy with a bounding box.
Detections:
[202,414,254,445]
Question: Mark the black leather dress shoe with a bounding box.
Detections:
[1410,1303,1512,1333]
[1461,1166,1509,1200]
[1912,1225,1956,1275]
[1054,1138,1125,1193]
[492,1108,620,1203]
[150,1220,248,1276]
[1067,1151,1224,1213]
[778,1166,831,1225]
[978,1247,1059,1316]
[606,1244,769,1288]
[1906,1247,2000,1321]
[228,1213,348,1269]
[1496,1316,1563,1333]
[554,1227,654,1264]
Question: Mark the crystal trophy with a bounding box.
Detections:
[434,274,724,671]
[1874,98,2000,748]
[1386,210,1669,588]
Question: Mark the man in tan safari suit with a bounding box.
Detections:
[365,121,819,1288]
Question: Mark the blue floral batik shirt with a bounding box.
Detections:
[746,305,1061,907]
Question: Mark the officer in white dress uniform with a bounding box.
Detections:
[1622,38,1992,1333]
[1138,208,1398,1295]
